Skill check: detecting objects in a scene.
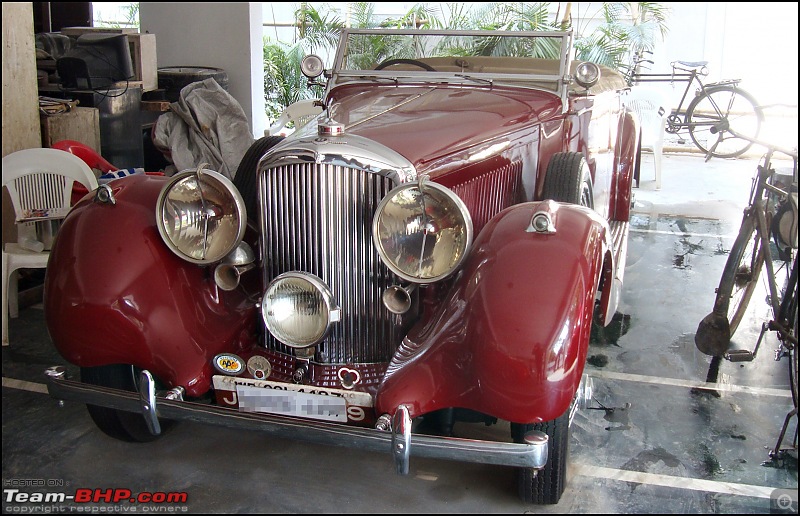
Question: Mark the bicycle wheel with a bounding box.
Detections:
[725,216,766,336]
[781,258,798,407]
[790,294,798,408]
[696,215,765,355]
[686,85,762,158]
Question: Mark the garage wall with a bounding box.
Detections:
[139,2,266,138]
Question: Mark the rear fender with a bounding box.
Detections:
[376,200,610,423]
[44,175,259,398]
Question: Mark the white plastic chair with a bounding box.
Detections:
[266,99,324,136]
[2,148,98,346]
[626,87,669,189]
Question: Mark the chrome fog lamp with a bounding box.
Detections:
[156,164,246,264]
[373,178,473,284]
[261,272,341,348]
[575,62,600,89]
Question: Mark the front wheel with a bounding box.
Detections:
[789,303,798,409]
[81,365,170,442]
[781,259,798,407]
[720,215,766,337]
[686,85,762,159]
[542,152,594,209]
[511,408,570,504]
[696,214,765,356]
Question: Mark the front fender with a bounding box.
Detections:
[44,175,258,398]
[376,200,610,423]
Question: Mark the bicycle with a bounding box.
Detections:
[623,50,764,159]
[694,129,798,458]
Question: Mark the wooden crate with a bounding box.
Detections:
[40,107,101,154]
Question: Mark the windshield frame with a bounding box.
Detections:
[327,28,575,108]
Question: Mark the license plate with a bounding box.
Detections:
[213,376,373,423]
[236,383,347,422]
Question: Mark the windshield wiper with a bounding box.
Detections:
[350,75,400,84]
[455,74,493,87]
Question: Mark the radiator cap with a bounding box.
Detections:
[318,120,344,136]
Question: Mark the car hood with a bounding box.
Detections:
[324,84,562,173]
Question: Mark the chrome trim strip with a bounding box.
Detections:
[46,368,547,470]
[258,133,417,184]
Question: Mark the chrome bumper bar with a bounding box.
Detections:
[45,366,548,473]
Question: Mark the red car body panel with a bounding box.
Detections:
[44,175,259,397]
[329,84,562,175]
[376,201,609,422]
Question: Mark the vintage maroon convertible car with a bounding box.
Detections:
[44,29,638,504]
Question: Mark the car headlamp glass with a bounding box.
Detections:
[261,272,340,348]
[372,179,473,283]
[575,62,600,89]
[156,165,246,264]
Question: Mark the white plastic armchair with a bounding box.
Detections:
[266,99,324,136]
[626,87,669,190]
[2,148,98,346]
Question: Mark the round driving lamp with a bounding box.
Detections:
[156,165,246,264]
[301,55,325,79]
[372,180,473,284]
[575,62,600,89]
[261,272,341,348]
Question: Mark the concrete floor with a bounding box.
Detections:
[2,152,798,514]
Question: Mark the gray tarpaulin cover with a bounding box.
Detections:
[153,78,254,179]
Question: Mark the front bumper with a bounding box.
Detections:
[45,366,548,473]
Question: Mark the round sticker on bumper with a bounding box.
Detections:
[214,353,244,375]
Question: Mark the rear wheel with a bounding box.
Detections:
[511,408,570,504]
[542,153,594,209]
[686,85,762,159]
[81,365,169,442]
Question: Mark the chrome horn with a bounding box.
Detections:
[382,284,417,315]
[214,242,256,291]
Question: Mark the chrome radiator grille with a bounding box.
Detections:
[260,162,404,364]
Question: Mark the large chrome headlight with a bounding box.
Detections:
[372,179,473,283]
[156,165,246,264]
[261,272,341,348]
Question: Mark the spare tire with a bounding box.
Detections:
[158,66,229,102]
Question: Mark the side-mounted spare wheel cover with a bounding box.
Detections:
[156,164,247,264]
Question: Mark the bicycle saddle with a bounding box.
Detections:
[672,60,708,68]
